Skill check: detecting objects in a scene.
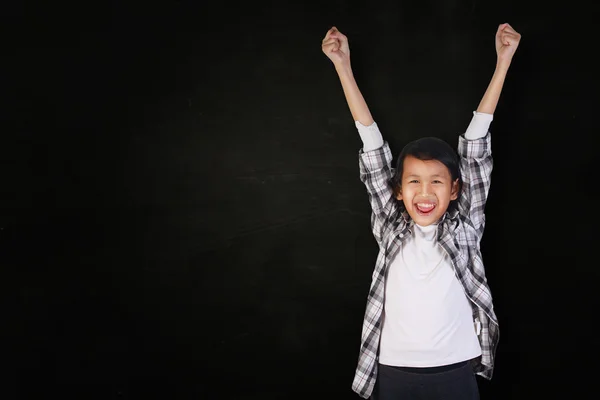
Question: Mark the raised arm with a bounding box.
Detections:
[322,27,399,245]
[322,27,374,126]
[458,23,521,235]
[476,23,522,114]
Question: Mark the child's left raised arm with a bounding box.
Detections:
[476,23,522,114]
[458,23,521,235]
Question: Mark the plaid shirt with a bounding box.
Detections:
[351,132,499,399]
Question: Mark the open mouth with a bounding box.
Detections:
[415,202,436,216]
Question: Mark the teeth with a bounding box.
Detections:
[417,203,435,209]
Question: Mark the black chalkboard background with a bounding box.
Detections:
[6,0,598,399]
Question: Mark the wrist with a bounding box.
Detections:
[495,60,511,73]
[335,61,353,77]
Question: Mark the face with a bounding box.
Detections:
[396,155,460,226]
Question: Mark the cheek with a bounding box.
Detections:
[401,188,415,200]
[443,185,454,195]
[436,187,454,201]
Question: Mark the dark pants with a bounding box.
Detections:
[372,361,480,400]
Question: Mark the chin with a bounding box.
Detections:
[408,210,444,226]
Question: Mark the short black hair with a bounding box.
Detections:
[391,137,462,211]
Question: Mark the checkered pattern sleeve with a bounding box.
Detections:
[358,142,399,246]
[457,132,493,236]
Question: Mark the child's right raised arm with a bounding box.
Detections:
[322,27,383,152]
[323,27,399,243]
[321,27,374,126]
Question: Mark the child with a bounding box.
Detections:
[321,24,521,399]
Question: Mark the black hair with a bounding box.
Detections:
[391,137,462,212]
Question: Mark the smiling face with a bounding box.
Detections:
[395,155,460,226]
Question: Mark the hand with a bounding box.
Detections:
[495,23,521,68]
[321,26,351,68]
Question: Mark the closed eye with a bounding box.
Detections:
[408,180,419,183]
[432,180,443,184]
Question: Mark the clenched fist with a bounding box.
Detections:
[496,23,521,67]
[321,27,350,68]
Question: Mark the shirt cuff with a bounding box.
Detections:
[356,121,384,151]
[464,111,493,140]
[458,130,492,159]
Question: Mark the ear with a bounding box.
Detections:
[450,179,460,200]
[395,187,403,201]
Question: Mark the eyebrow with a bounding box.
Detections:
[405,174,446,179]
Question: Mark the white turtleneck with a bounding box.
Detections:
[355,111,491,367]
[378,223,482,367]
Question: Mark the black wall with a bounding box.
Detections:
[6,0,598,399]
